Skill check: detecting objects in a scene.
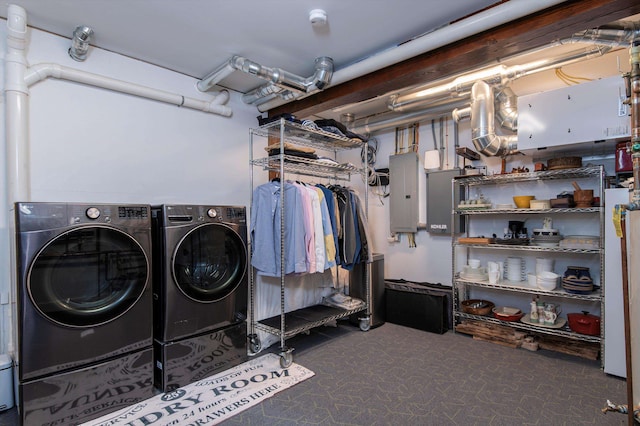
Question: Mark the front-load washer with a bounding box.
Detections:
[152,205,248,391]
[14,202,154,425]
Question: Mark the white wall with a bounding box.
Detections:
[0,23,258,353]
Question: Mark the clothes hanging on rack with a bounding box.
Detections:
[251,181,370,276]
[316,185,341,265]
[250,181,306,277]
[329,185,372,270]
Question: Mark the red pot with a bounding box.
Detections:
[567,311,601,336]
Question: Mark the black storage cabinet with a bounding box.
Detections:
[384,279,452,334]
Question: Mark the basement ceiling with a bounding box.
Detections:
[2,0,640,126]
[0,0,501,93]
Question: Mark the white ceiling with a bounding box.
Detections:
[0,0,502,94]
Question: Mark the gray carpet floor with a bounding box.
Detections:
[229,321,627,425]
[0,321,629,425]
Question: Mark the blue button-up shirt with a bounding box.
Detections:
[250,181,306,276]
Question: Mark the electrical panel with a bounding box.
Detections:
[389,152,418,233]
[427,168,464,234]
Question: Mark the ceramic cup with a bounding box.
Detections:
[543,310,557,325]
[468,259,481,269]
[488,270,500,284]
[543,303,561,325]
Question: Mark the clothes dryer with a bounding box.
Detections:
[152,205,248,391]
[14,202,154,425]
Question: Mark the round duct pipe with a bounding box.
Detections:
[68,26,93,62]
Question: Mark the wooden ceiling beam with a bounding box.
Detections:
[269,0,640,119]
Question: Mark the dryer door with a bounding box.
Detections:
[172,223,247,302]
[28,225,149,327]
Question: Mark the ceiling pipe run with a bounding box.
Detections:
[197,55,333,106]
[24,63,233,116]
[386,23,640,113]
[243,56,333,105]
[388,44,623,113]
[347,22,640,151]
[256,0,568,112]
[350,98,468,135]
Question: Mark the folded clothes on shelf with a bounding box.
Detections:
[322,291,365,310]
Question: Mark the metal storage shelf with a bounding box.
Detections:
[451,165,605,363]
[453,165,603,185]
[453,277,601,301]
[249,118,370,368]
[452,243,601,254]
[250,154,358,181]
[251,119,364,151]
[256,304,367,338]
[455,312,601,343]
[454,207,602,215]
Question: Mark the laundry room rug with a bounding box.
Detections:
[82,353,314,426]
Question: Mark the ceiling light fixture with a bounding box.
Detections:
[68,25,94,61]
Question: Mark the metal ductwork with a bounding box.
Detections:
[494,86,518,132]
[350,98,469,135]
[346,23,640,156]
[387,25,639,114]
[197,55,333,106]
[469,80,517,157]
[68,25,93,62]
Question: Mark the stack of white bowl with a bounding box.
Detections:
[537,271,560,290]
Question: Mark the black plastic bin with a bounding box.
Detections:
[384,279,452,334]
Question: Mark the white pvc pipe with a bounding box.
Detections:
[24,64,233,117]
[2,3,29,357]
[5,4,29,204]
[257,0,568,112]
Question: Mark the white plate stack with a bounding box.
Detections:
[505,257,524,282]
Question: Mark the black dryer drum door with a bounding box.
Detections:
[28,226,149,327]
[172,223,247,303]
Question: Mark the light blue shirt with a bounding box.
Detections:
[250,181,306,276]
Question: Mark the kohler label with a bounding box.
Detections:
[430,224,448,230]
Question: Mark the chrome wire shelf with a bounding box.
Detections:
[452,242,601,254]
[251,120,364,151]
[250,155,361,181]
[453,276,601,301]
[454,207,602,215]
[453,165,603,186]
[456,312,601,343]
[256,304,367,338]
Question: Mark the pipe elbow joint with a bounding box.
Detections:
[205,103,233,117]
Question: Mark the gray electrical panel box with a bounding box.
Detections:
[389,152,419,233]
[427,168,464,234]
